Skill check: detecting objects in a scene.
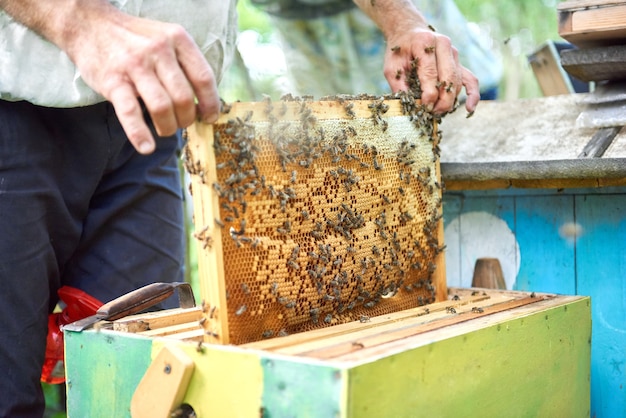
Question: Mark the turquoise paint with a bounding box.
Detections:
[65,330,153,418]
[514,195,576,294]
[260,357,343,418]
[575,194,626,418]
[443,187,626,418]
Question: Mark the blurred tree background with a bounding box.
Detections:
[220,0,562,102]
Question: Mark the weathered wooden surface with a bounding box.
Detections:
[439,94,626,189]
[442,187,626,418]
[561,45,626,82]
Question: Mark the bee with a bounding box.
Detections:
[290,170,297,184]
[530,292,536,298]
[391,45,401,53]
[446,307,456,314]
[359,315,370,323]
[372,156,383,170]
[214,218,225,228]
[424,46,435,53]
[241,283,250,295]
[324,314,333,324]
[452,295,460,301]
[472,307,484,313]
[271,282,278,294]
[262,330,274,339]
[310,308,320,324]
[195,340,205,353]
[235,305,247,316]
[209,306,216,319]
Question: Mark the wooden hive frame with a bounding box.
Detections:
[183,96,448,345]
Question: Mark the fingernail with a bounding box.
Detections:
[138,141,154,154]
[426,103,434,112]
[203,113,218,124]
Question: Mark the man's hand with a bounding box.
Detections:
[0,0,220,154]
[353,0,480,115]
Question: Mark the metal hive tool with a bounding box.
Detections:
[185,95,446,345]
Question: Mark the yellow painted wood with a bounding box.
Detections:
[131,344,195,418]
[186,122,229,344]
[346,297,591,417]
[151,339,264,418]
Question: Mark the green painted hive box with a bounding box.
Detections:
[65,287,590,417]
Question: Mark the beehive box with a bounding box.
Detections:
[64,97,591,417]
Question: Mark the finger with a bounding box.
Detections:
[412,37,440,109]
[383,47,410,93]
[431,37,461,114]
[154,57,196,128]
[132,67,178,137]
[109,84,156,154]
[174,32,220,123]
[462,67,481,114]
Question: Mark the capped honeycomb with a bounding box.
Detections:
[185,95,446,345]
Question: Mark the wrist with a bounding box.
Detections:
[353,0,429,39]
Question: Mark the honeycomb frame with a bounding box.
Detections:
[185,96,447,345]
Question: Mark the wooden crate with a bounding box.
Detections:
[65,288,590,417]
[558,0,626,47]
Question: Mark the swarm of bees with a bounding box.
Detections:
[184,89,448,345]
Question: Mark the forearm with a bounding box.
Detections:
[352,0,429,38]
[0,0,121,60]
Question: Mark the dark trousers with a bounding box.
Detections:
[0,100,185,416]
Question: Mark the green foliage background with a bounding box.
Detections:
[221,0,563,101]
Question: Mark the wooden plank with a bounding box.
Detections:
[528,41,574,96]
[575,193,626,417]
[65,331,154,418]
[301,295,550,360]
[138,322,203,338]
[513,195,577,294]
[242,293,494,351]
[113,307,203,333]
[558,2,626,46]
[561,45,626,81]
[130,345,195,418]
[259,357,345,418]
[579,127,622,158]
[186,122,229,344]
[271,296,506,357]
[345,297,590,417]
[558,0,626,9]
[150,340,265,418]
[444,177,626,190]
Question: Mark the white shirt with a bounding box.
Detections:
[0,0,237,107]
